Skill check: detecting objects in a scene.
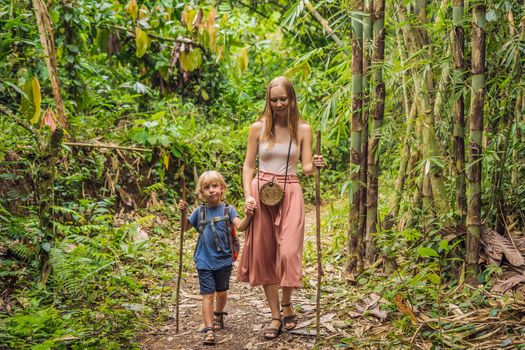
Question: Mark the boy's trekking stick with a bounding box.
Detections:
[175,176,186,333]
[315,129,323,340]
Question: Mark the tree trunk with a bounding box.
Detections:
[348,0,364,275]
[466,2,486,286]
[365,0,385,264]
[32,0,67,129]
[451,0,467,224]
[32,0,66,284]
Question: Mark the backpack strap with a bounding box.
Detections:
[194,205,206,257]
[224,204,235,261]
[197,205,206,233]
[197,204,226,252]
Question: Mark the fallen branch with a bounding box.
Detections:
[63,142,152,152]
[104,24,204,49]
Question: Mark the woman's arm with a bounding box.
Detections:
[243,121,261,202]
[300,123,324,176]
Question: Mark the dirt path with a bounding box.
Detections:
[140,207,321,350]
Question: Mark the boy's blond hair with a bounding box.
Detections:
[195,170,227,201]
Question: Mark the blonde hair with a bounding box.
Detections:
[195,170,227,201]
[260,76,303,146]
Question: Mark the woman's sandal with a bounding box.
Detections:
[263,318,283,340]
[202,327,216,345]
[213,311,228,330]
[281,303,298,331]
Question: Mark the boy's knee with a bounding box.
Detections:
[215,290,227,297]
[202,293,215,301]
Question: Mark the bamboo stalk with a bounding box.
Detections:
[451,0,467,224]
[360,0,372,265]
[492,2,525,233]
[397,4,448,224]
[511,94,524,187]
[385,100,416,228]
[365,0,385,264]
[348,0,364,275]
[466,1,486,286]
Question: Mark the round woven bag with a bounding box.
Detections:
[258,181,284,206]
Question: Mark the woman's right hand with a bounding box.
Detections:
[178,199,188,211]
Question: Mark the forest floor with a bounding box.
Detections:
[139,268,321,350]
[138,204,525,350]
[139,207,327,350]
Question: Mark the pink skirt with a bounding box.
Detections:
[236,171,305,287]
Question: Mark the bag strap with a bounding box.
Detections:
[283,138,292,195]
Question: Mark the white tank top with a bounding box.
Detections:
[258,140,299,175]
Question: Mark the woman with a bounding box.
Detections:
[237,76,324,339]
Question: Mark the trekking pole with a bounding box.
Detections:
[315,129,323,341]
[175,175,186,333]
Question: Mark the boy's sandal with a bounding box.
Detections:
[281,303,298,331]
[202,327,216,345]
[263,318,283,340]
[213,311,228,330]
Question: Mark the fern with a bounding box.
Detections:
[144,182,166,195]
[8,242,36,262]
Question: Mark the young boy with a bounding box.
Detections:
[178,170,254,345]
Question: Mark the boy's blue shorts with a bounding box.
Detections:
[197,265,232,295]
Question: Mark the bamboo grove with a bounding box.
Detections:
[344,0,525,285]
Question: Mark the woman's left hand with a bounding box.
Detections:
[313,154,325,168]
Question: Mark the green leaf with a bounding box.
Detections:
[438,240,449,252]
[157,135,170,147]
[418,247,438,258]
[20,79,34,120]
[135,27,149,57]
[147,135,158,145]
[427,273,440,285]
[130,129,148,144]
[30,77,41,124]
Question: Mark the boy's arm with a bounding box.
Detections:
[232,213,253,232]
[178,200,195,232]
[231,200,255,231]
[181,218,193,232]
